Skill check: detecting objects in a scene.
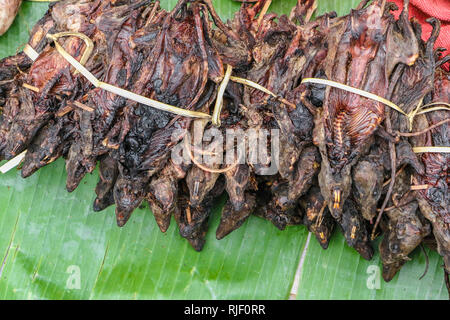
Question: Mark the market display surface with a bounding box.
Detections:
[0,0,448,299]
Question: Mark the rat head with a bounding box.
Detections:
[318,158,352,221]
[352,159,383,221]
[113,175,147,227]
[186,166,219,208]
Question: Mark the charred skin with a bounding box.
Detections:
[224,4,324,152]
[379,201,430,282]
[253,178,303,231]
[146,160,189,233]
[384,0,420,77]
[288,145,321,202]
[116,68,220,228]
[388,16,440,177]
[5,1,151,183]
[379,168,431,281]
[186,103,248,240]
[0,54,30,114]
[416,151,450,273]
[21,114,75,178]
[272,100,307,180]
[64,0,152,192]
[250,143,318,231]
[315,1,421,219]
[0,9,56,160]
[148,90,227,233]
[0,9,55,122]
[254,203,302,231]
[299,184,335,249]
[373,14,444,283]
[184,103,251,239]
[65,109,96,192]
[1,0,447,273]
[238,10,326,143]
[0,86,30,158]
[219,0,328,235]
[216,192,256,240]
[223,1,328,233]
[174,195,209,252]
[216,142,258,238]
[0,53,32,86]
[0,1,111,161]
[113,168,149,227]
[114,115,189,226]
[224,164,252,212]
[210,0,270,68]
[185,120,221,208]
[111,1,225,226]
[388,15,439,126]
[224,10,302,183]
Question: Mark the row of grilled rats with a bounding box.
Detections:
[0,0,448,291]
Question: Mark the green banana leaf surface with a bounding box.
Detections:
[0,0,447,300]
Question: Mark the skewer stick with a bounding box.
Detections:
[22,83,39,92]
[256,0,272,28]
[0,151,27,174]
[410,185,429,191]
[1,44,38,174]
[56,105,74,117]
[72,101,94,113]
[382,164,407,187]
[186,206,192,224]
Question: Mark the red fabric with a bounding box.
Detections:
[392,0,450,70]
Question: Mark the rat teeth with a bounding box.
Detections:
[333,190,341,209]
